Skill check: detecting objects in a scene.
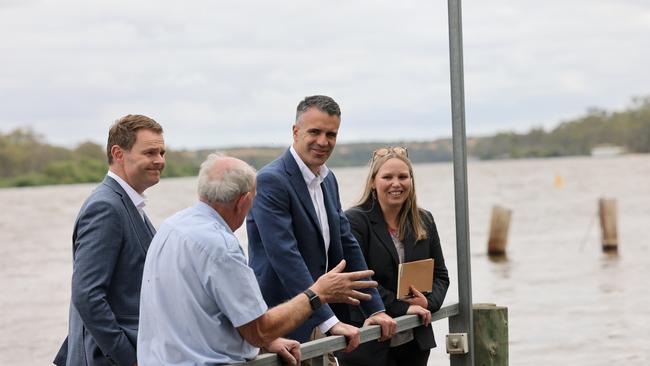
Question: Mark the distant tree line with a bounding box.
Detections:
[1,96,648,187]
[471,96,650,159]
[0,131,200,187]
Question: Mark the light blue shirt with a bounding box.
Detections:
[138,202,268,365]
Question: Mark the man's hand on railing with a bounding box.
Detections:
[310,260,378,305]
[328,321,361,352]
[406,305,431,326]
[363,311,397,342]
[266,337,301,365]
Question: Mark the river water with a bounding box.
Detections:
[1,154,649,365]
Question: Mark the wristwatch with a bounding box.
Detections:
[303,288,322,311]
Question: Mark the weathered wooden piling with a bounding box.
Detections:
[598,198,618,251]
[487,206,512,255]
[473,303,508,366]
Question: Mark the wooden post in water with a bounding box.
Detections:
[473,303,508,366]
[598,198,618,251]
[487,206,512,256]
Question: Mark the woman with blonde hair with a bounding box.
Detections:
[337,147,449,366]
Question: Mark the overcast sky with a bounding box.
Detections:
[1,0,649,149]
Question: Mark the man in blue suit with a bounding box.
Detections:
[247,95,397,356]
[54,115,166,366]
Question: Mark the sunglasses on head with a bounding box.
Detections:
[372,146,408,160]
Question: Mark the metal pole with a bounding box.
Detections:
[446,0,474,365]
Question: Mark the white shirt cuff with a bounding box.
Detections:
[319,316,339,334]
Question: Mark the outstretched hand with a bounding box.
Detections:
[310,260,377,305]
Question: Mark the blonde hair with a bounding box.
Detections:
[356,153,427,241]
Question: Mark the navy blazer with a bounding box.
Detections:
[246,149,384,342]
[345,200,450,351]
[54,176,155,366]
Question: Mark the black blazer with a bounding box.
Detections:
[345,200,449,350]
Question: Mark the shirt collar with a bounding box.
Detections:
[289,145,330,186]
[107,170,147,210]
[195,201,234,235]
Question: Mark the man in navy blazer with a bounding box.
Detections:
[247,95,397,353]
[54,115,166,366]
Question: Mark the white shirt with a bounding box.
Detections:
[289,146,338,333]
[138,202,268,365]
[107,170,147,220]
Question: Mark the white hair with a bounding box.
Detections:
[197,153,256,204]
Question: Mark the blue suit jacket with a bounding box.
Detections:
[54,176,156,366]
[246,149,384,342]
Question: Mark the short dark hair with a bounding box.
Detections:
[295,95,341,123]
[106,114,163,164]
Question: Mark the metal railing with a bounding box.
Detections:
[236,304,460,366]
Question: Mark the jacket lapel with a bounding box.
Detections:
[321,179,341,253]
[403,221,416,262]
[282,150,323,236]
[368,201,400,267]
[103,176,153,254]
[143,213,156,237]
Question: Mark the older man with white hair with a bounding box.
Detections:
[137,153,378,366]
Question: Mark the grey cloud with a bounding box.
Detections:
[0,0,648,148]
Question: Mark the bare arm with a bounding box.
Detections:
[237,287,313,347]
[237,260,377,346]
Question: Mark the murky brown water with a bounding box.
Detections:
[1,154,649,365]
